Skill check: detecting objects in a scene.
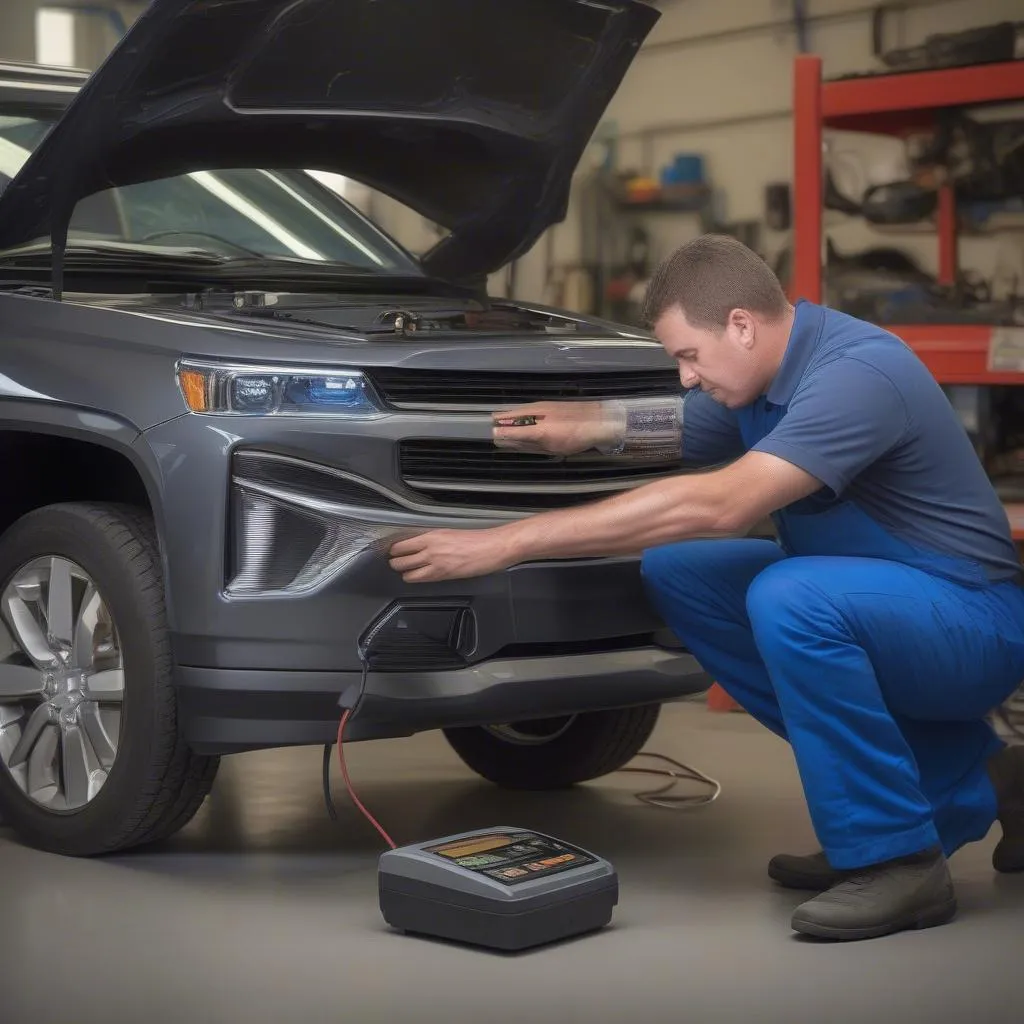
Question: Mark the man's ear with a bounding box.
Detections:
[727,308,757,350]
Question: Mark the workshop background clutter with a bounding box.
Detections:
[538,0,1024,325]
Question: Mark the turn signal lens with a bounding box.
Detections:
[178,370,209,412]
[175,360,384,417]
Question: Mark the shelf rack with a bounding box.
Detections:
[790,54,1024,536]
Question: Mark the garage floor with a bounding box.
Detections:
[2,702,1022,1024]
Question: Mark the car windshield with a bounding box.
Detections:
[0,114,421,274]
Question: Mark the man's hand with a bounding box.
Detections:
[492,401,621,455]
[388,527,518,583]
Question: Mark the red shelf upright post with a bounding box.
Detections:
[792,55,824,304]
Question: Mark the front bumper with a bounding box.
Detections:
[177,647,709,754]
[142,417,709,753]
[173,538,711,754]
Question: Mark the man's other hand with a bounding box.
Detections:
[492,401,620,455]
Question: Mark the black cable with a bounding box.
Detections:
[323,660,370,821]
[322,742,337,821]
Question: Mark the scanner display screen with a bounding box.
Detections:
[424,831,595,885]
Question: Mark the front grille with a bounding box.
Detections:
[399,440,679,510]
[368,368,680,408]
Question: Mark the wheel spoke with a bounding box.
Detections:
[0,663,44,701]
[85,669,124,702]
[8,702,52,768]
[26,721,59,803]
[61,724,97,808]
[47,557,74,650]
[73,585,102,669]
[79,703,116,768]
[4,595,57,668]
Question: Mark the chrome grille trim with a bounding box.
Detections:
[403,476,669,495]
[233,478,519,528]
[232,450,523,520]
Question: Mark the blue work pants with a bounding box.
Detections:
[641,540,1024,869]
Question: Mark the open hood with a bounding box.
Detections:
[0,0,658,283]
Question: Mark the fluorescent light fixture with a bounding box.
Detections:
[35,9,76,68]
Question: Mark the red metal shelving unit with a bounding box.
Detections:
[790,55,1024,537]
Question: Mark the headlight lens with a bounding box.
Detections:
[176,360,384,417]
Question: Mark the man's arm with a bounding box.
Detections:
[388,451,821,582]
[500,451,818,560]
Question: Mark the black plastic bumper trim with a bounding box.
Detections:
[175,649,711,755]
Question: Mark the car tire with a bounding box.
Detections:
[0,502,218,856]
[442,705,661,790]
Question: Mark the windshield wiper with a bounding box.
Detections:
[0,241,231,268]
[0,243,478,300]
[0,239,385,270]
[0,241,398,278]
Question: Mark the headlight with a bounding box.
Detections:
[176,360,384,417]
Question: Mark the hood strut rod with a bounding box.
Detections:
[50,207,69,301]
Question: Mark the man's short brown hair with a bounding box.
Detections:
[641,234,788,331]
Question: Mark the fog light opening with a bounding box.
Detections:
[357,602,477,672]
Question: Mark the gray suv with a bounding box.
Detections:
[0,0,707,857]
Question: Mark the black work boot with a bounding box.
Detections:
[989,743,1024,873]
[790,847,956,941]
[768,850,849,891]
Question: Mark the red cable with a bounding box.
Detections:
[336,709,397,850]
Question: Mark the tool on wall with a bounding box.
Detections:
[872,12,1023,74]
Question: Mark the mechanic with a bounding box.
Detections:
[388,233,1024,942]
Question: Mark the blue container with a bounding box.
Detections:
[661,154,705,185]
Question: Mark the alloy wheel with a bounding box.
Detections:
[0,556,124,812]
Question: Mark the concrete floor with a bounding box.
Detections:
[2,702,1023,1024]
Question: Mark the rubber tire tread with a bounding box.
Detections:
[89,503,220,852]
[442,705,661,790]
[0,503,218,855]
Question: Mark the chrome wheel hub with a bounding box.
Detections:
[0,557,124,811]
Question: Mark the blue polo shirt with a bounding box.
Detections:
[682,300,1020,583]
